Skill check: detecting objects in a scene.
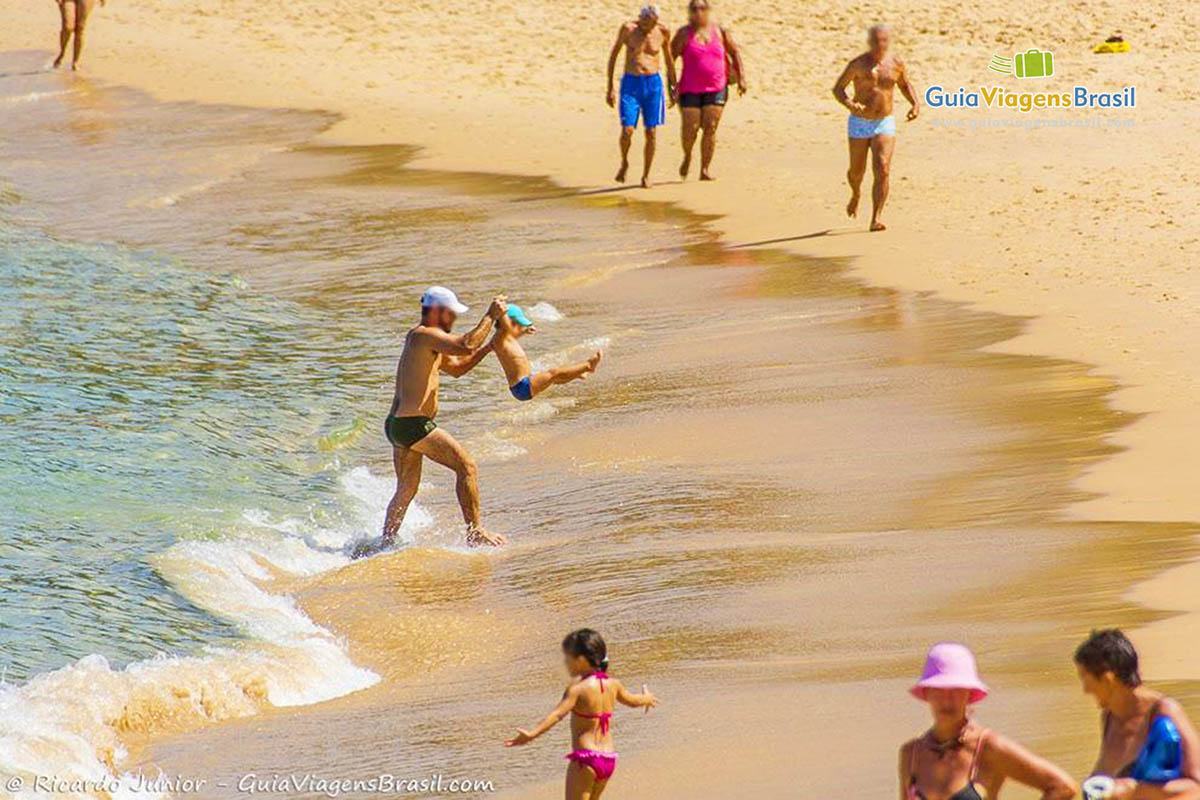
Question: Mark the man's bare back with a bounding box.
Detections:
[844,52,905,119]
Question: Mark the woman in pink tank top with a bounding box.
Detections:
[670,0,746,181]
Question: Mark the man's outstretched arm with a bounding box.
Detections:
[441,341,494,378]
[423,296,506,356]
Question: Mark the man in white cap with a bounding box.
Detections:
[364,287,508,553]
[605,4,676,187]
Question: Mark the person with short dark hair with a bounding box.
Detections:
[1075,629,1200,798]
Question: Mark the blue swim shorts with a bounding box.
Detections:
[510,377,533,402]
[620,73,666,129]
[847,114,896,139]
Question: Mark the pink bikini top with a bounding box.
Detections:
[571,671,613,735]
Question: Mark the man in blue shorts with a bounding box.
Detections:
[605,5,677,188]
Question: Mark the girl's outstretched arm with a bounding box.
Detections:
[615,680,659,712]
[505,684,580,747]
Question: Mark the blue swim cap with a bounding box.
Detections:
[507,304,534,327]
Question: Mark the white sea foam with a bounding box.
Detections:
[0,89,80,106]
[0,466,432,798]
[526,302,564,322]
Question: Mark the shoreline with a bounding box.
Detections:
[4,0,1190,524]
[115,146,1200,798]
[3,0,1199,790]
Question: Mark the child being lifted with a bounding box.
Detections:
[468,304,602,401]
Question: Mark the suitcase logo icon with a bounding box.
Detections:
[988,49,1055,79]
[1014,49,1054,78]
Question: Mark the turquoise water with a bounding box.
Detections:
[0,222,380,680]
[0,69,690,688]
[0,55,722,789]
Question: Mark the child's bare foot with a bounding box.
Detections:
[679,153,691,178]
[467,526,507,547]
[640,176,653,189]
[699,169,715,181]
[870,220,887,232]
[585,351,603,375]
[615,161,629,183]
[53,55,65,68]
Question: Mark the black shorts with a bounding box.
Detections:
[678,88,728,108]
[385,415,436,448]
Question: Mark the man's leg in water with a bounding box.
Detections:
[845,137,870,219]
[411,428,506,546]
[53,0,74,68]
[640,127,657,188]
[869,133,895,231]
[382,445,422,542]
[528,352,602,397]
[698,104,723,180]
[616,126,634,183]
[679,107,700,178]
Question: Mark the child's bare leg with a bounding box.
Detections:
[565,762,597,800]
[528,351,602,397]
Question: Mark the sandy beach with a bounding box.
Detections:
[2,0,1199,796]
[6,0,1195,519]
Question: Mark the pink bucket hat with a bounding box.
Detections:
[910,642,989,703]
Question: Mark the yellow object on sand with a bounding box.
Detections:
[1093,40,1130,54]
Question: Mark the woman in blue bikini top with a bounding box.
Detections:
[1076,629,1200,797]
[902,642,1077,800]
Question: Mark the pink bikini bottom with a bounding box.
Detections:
[565,750,618,781]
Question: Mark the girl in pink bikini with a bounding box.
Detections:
[505,629,658,800]
[670,0,747,181]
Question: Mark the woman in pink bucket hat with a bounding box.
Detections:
[900,642,1076,800]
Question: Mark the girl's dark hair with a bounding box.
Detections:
[1074,629,1141,687]
[562,629,608,671]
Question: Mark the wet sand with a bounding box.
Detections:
[107,144,1198,796]
[2,11,1199,797]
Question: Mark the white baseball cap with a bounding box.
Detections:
[420,285,469,314]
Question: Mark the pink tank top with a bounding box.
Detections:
[678,25,727,94]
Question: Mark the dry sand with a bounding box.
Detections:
[4,0,1199,772]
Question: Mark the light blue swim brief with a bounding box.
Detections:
[847,115,896,139]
